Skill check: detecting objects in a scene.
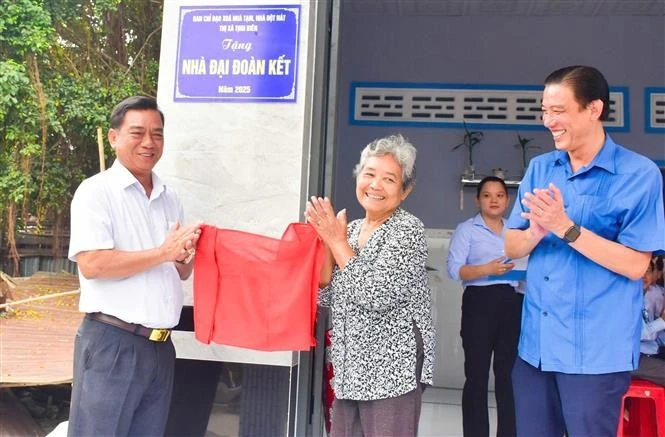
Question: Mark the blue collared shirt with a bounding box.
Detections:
[507,135,665,374]
[448,213,518,288]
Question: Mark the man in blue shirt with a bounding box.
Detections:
[505,65,665,436]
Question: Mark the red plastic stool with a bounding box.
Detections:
[617,378,665,437]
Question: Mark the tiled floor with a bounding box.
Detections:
[418,387,497,437]
[206,387,497,437]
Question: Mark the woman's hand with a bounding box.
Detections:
[489,257,515,276]
[305,196,356,271]
[459,256,515,281]
[305,196,347,246]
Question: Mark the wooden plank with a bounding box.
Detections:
[0,272,82,387]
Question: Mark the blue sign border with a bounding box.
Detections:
[645,87,665,133]
[173,5,301,103]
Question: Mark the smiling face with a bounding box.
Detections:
[476,180,508,219]
[108,108,164,183]
[541,82,602,154]
[355,154,411,220]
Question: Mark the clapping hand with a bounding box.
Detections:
[164,221,202,264]
[305,196,347,246]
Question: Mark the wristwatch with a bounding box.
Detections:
[563,223,581,243]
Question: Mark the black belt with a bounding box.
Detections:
[87,312,171,342]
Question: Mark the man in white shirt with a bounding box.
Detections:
[67,96,201,436]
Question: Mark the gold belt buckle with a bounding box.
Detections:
[149,329,171,342]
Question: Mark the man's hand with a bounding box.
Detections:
[163,222,202,264]
[521,183,573,238]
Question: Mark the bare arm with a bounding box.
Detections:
[77,222,201,280]
[318,246,335,288]
[505,227,546,260]
[522,183,651,280]
[566,228,651,280]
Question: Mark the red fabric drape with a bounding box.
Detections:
[193,223,324,351]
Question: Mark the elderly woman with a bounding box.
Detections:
[305,134,435,437]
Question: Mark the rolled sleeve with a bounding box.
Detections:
[68,179,114,261]
[447,222,471,281]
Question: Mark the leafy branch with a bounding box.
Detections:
[451,121,484,168]
[513,132,540,171]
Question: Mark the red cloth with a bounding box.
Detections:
[193,223,324,351]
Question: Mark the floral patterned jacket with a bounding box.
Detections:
[319,208,435,401]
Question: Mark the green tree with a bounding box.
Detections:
[0,0,163,274]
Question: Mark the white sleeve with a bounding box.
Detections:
[68,179,115,261]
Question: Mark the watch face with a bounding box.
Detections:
[565,225,581,243]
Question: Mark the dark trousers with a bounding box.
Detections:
[68,316,176,437]
[512,357,631,437]
[461,284,523,437]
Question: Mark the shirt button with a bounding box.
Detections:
[543,311,548,316]
[544,276,550,281]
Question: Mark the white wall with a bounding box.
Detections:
[156,0,322,365]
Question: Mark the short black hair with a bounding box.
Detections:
[544,65,611,121]
[476,176,507,198]
[109,96,164,129]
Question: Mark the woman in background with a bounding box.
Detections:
[447,176,522,437]
[305,134,435,437]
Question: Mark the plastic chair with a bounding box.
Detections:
[617,378,665,437]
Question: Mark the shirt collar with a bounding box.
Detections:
[109,159,166,198]
[472,213,505,230]
[552,134,618,175]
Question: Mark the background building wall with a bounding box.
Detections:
[332,13,665,228]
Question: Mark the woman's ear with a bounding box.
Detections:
[401,186,413,201]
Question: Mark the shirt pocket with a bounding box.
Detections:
[569,194,620,241]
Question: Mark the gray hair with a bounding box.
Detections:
[352,134,417,190]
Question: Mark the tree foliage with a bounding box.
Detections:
[0,0,163,274]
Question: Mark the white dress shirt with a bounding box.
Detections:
[68,160,185,328]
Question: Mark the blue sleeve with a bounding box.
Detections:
[618,163,665,254]
[507,163,534,230]
[447,221,470,281]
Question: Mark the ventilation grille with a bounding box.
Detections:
[646,88,665,132]
[351,83,628,131]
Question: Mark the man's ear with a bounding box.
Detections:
[588,99,603,121]
[107,129,117,149]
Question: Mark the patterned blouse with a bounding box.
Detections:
[319,208,435,401]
